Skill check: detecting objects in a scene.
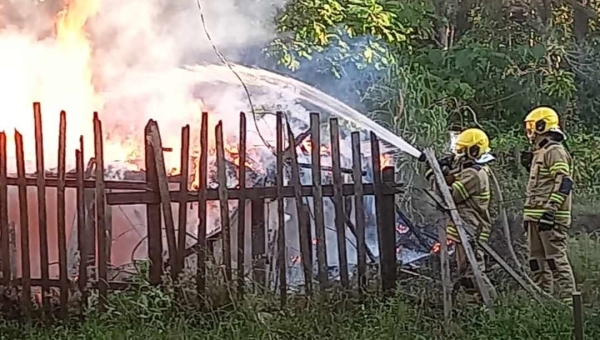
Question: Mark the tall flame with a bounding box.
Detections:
[0,0,102,170]
[55,0,99,102]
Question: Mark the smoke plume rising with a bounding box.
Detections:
[0,0,290,171]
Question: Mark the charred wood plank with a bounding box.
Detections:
[351,131,367,295]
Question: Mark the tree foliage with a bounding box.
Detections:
[268,0,600,197]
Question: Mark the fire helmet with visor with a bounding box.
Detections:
[523,106,565,143]
[454,128,491,160]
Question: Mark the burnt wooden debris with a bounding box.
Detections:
[0,103,408,317]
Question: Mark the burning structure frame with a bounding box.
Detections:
[0,103,433,318]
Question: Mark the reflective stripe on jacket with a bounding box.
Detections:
[446,164,492,243]
[524,142,573,227]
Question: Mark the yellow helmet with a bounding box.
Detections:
[454,128,491,159]
[524,107,563,142]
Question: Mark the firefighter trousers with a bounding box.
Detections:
[527,222,576,302]
[455,242,497,300]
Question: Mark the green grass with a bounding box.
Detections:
[2,234,600,340]
[1,293,597,340]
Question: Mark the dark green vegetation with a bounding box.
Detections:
[0,233,597,339]
[266,0,600,206]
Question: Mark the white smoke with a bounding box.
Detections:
[92,0,297,168]
[0,0,292,172]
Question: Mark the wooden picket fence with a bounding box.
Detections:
[0,103,403,318]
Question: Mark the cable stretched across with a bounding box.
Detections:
[195,0,276,155]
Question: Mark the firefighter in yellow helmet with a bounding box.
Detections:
[426,128,497,298]
[521,107,576,302]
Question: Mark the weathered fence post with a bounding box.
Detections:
[75,139,89,310]
[329,118,349,289]
[93,113,108,312]
[285,121,313,295]
[215,121,232,283]
[275,112,287,306]
[237,112,247,297]
[380,166,398,294]
[196,112,209,296]
[147,121,179,280]
[370,133,397,294]
[251,198,266,289]
[57,111,69,318]
[83,159,96,281]
[351,132,367,295]
[0,132,9,286]
[145,121,163,285]
[177,125,190,277]
[33,102,50,311]
[15,131,31,316]
[310,113,328,293]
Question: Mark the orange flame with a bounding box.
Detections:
[300,140,330,157]
[380,154,393,169]
[431,240,453,254]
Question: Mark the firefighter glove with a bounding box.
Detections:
[438,154,455,169]
[538,210,555,231]
[520,151,533,171]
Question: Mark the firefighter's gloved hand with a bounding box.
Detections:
[438,154,455,169]
[538,210,555,231]
[520,151,533,171]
